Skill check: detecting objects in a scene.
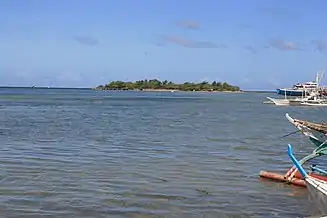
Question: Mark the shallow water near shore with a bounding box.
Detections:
[1,88,327,218]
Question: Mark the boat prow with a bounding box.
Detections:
[285,113,311,137]
[285,113,326,146]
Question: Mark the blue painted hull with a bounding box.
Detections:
[276,89,306,96]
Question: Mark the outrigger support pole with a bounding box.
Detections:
[285,139,327,182]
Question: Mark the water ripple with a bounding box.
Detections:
[0,89,325,217]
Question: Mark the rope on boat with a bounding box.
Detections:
[280,130,301,139]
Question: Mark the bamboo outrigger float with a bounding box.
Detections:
[260,142,327,187]
[259,113,327,187]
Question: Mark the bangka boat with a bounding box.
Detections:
[266,88,327,106]
[266,90,322,106]
[259,114,327,186]
[260,139,327,187]
[266,91,307,106]
[287,144,327,215]
[285,113,327,147]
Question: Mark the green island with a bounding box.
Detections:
[96,79,241,92]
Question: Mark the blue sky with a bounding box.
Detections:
[1,0,327,90]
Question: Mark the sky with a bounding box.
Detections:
[1,0,327,90]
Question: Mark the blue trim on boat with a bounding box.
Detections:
[287,144,308,178]
[311,166,327,175]
[276,89,305,96]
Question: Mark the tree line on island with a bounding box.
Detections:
[96,79,241,92]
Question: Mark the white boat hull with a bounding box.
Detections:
[306,176,327,215]
[266,97,327,107]
[266,97,289,105]
[301,102,327,106]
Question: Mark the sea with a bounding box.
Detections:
[1,87,327,218]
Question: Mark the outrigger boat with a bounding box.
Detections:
[260,139,327,187]
[266,89,327,106]
[259,114,327,187]
[266,88,314,106]
[287,144,327,216]
[266,70,327,106]
[285,113,327,147]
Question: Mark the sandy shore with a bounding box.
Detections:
[95,88,244,93]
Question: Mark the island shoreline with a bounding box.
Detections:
[96,79,242,93]
[94,88,244,93]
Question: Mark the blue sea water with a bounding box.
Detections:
[0,88,326,218]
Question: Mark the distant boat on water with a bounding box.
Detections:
[265,69,327,106]
[276,70,326,96]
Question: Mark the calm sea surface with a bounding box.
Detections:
[1,88,327,218]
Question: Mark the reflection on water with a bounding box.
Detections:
[0,88,326,217]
